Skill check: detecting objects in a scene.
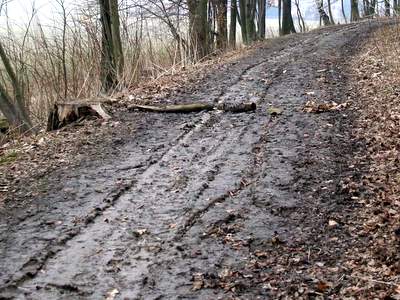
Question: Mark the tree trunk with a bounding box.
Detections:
[327,0,335,24]
[238,0,248,44]
[351,0,360,21]
[0,40,32,132]
[99,0,124,92]
[278,0,282,35]
[394,0,399,14]
[188,0,210,59]
[294,0,305,32]
[316,0,332,25]
[214,0,228,50]
[282,0,296,35]
[238,0,257,44]
[364,0,376,16]
[257,0,266,39]
[245,0,257,42]
[341,0,347,22]
[229,0,237,48]
[384,0,391,16]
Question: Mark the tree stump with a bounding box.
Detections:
[47,102,111,131]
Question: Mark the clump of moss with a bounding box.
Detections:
[0,151,18,165]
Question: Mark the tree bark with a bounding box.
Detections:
[214,0,228,50]
[257,0,266,39]
[294,0,305,32]
[229,0,237,48]
[238,0,248,44]
[188,0,210,59]
[351,0,360,21]
[341,0,347,22]
[394,0,399,14]
[99,0,124,92]
[278,0,282,35]
[327,0,335,24]
[316,0,332,25]
[282,0,296,35]
[0,40,32,132]
[384,0,391,16]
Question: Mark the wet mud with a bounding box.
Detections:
[0,21,385,299]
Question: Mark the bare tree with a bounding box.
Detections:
[229,0,237,48]
[188,0,209,59]
[351,0,360,21]
[0,41,32,131]
[0,0,32,131]
[213,0,228,50]
[327,0,335,24]
[341,0,347,22]
[384,0,390,16]
[257,0,266,39]
[316,0,332,26]
[99,0,124,92]
[294,0,305,32]
[281,0,295,35]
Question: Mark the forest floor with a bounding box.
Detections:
[1,19,400,299]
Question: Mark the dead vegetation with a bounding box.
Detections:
[336,22,400,298]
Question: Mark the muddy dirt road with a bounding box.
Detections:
[0,21,384,299]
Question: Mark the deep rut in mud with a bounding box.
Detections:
[0,21,385,299]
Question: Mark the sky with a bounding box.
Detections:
[0,0,357,32]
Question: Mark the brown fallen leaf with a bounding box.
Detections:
[192,273,204,291]
[316,281,330,293]
[303,100,350,113]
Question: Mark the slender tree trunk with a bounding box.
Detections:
[327,0,335,24]
[238,0,248,44]
[257,0,266,39]
[214,0,228,50]
[282,0,296,35]
[229,0,237,48]
[0,41,32,131]
[394,0,399,14]
[341,0,347,22]
[278,0,282,35]
[188,0,209,59]
[294,0,305,32]
[99,0,124,92]
[316,0,332,25]
[384,0,391,16]
[245,0,257,42]
[351,0,360,21]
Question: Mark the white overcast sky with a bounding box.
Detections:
[0,0,351,28]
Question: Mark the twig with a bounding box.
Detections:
[350,275,398,286]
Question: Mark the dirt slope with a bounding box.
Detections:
[0,21,393,299]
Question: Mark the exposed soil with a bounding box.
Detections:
[0,20,398,299]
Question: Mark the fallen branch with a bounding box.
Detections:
[128,102,256,113]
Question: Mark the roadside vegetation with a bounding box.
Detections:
[339,22,400,297]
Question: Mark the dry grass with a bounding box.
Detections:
[0,13,195,128]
